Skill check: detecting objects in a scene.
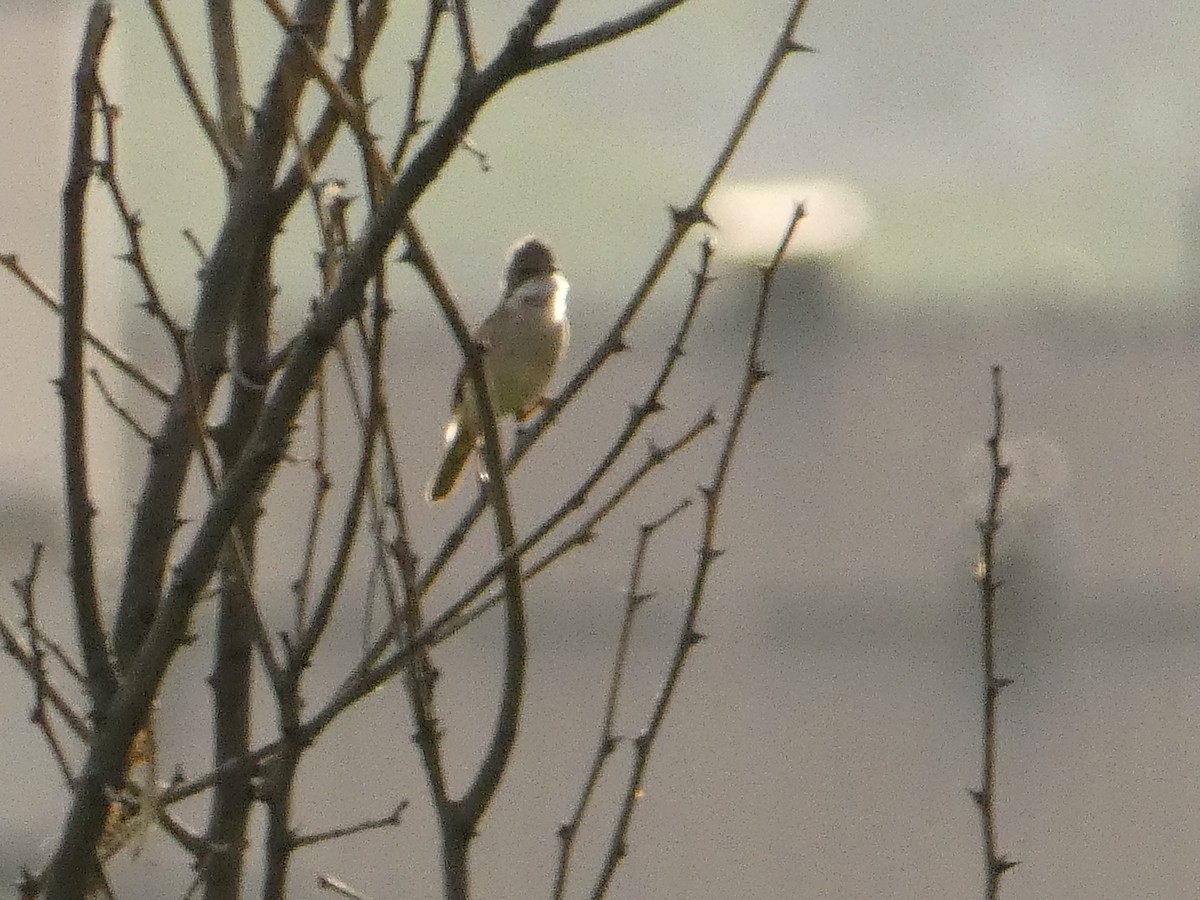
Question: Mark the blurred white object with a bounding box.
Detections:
[709,178,871,260]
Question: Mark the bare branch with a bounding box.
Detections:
[390,1,446,172]
[434,411,715,647]
[60,0,119,717]
[271,0,391,218]
[529,0,693,69]
[289,801,407,849]
[0,605,91,746]
[450,0,479,77]
[971,365,1018,898]
[89,368,154,444]
[95,85,191,367]
[47,5,344,893]
[0,254,171,403]
[16,544,76,787]
[206,0,247,155]
[111,0,339,671]
[402,222,526,898]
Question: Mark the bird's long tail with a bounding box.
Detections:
[427,424,474,502]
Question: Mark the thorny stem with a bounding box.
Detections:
[971,365,1017,898]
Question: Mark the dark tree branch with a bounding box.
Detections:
[60,0,119,720]
[450,0,479,77]
[0,611,91,744]
[47,4,342,895]
[433,411,715,647]
[206,0,248,156]
[289,801,407,849]
[270,0,390,223]
[94,86,191,379]
[390,0,446,172]
[529,0,693,69]
[402,222,526,899]
[202,244,274,900]
[111,0,337,671]
[971,365,1018,898]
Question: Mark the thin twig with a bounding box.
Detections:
[270,0,391,222]
[449,0,478,77]
[95,79,287,702]
[0,254,171,403]
[95,85,191,378]
[146,0,239,177]
[89,368,153,443]
[970,365,1017,898]
[588,205,805,900]
[16,544,76,787]
[390,1,446,172]
[553,499,691,899]
[289,801,407,849]
[0,610,91,741]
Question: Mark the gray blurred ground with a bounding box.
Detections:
[4,291,1200,899]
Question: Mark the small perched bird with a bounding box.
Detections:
[426,237,570,502]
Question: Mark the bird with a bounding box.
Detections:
[426,237,570,502]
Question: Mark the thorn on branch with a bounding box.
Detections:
[784,39,817,53]
[993,856,1019,875]
[670,203,714,230]
[608,333,630,355]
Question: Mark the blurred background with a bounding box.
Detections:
[2,0,1200,897]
